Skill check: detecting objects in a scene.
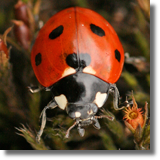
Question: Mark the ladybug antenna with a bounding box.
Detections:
[65,121,77,138]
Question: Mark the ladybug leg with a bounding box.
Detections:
[118,96,133,108]
[95,114,114,121]
[28,86,50,93]
[109,84,122,110]
[36,100,57,142]
[109,84,133,110]
[77,125,85,137]
[109,84,130,110]
[65,121,77,138]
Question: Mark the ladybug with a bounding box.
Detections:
[30,7,126,141]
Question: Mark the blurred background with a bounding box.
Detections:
[0,0,150,150]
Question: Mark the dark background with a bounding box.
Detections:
[0,0,150,150]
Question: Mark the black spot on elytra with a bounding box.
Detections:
[79,54,91,68]
[49,25,64,39]
[90,24,105,37]
[66,53,79,69]
[66,53,91,71]
[35,53,42,66]
[115,49,121,62]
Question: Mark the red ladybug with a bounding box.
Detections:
[31,7,125,141]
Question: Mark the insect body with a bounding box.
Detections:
[31,7,125,141]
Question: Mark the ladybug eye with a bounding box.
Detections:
[90,24,105,37]
[115,49,121,62]
[49,25,64,39]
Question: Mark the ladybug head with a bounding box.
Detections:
[66,103,101,137]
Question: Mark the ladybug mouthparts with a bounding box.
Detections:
[65,113,101,138]
[64,102,100,137]
[77,116,101,136]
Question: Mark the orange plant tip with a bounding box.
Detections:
[0,38,8,58]
[123,105,144,130]
[12,20,24,26]
[3,27,12,45]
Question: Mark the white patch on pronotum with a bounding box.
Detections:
[83,66,96,74]
[94,92,107,108]
[62,67,76,77]
[54,94,68,110]
[75,112,81,118]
